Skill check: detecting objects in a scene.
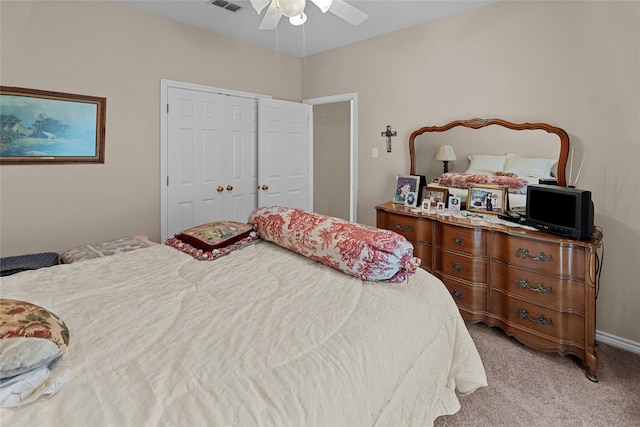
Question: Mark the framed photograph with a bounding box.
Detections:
[393,175,421,204]
[448,195,461,211]
[404,191,418,208]
[0,86,106,164]
[436,202,446,210]
[467,184,508,215]
[421,198,432,212]
[422,185,449,208]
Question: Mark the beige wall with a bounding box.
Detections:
[302,1,640,343]
[0,0,300,255]
[2,1,639,344]
[313,101,350,220]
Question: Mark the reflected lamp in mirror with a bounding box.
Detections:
[435,145,457,174]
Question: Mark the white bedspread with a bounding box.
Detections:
[0,242,486,426]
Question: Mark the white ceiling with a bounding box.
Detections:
[117,0,498,57]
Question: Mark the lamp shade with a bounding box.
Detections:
[435,145,457,161]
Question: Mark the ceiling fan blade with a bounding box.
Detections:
[250,0,271,14]
[309,0,333,13]
[259,1,283,30]
[329,0,368,25]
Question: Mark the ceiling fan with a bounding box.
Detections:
[249,0,368,29]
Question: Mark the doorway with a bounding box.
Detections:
[303,93,358,222]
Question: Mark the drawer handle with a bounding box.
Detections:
[453,262,462,271]
[516,248,553,263]
[516,278,554,294]
[516,308,553,326]
[392,222,414,232]
[453,289,462,299]
[453,236,462,245]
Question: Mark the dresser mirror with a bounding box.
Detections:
[408,119,570,201]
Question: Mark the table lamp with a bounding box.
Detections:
[435,145,456,174]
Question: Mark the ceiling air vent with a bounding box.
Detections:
[209,0,243,13]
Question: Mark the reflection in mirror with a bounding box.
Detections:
[409,119,569,210]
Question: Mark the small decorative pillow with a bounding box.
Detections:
[165,221,259,260]
[248,206,421,284]
[0,299,70,379]
[466,154,507,174]
[60,235,157,264]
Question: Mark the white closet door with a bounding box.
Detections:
[162,81,311,241]
[166,88,258,237]
[257,98,312,210]
[225,96,259,222]
[167,87,228,236]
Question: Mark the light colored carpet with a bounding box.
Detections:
[435,322,640,426]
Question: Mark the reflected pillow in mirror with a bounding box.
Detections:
[466,154,507,174]
[504,154,556,178]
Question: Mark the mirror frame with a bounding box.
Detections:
[409,118,570,187]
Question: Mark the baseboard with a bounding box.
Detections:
[596,330,640,355]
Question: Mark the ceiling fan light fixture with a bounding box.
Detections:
[289,11,307,26]
[276,0,306,18]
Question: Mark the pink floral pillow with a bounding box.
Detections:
[248,206,421,284]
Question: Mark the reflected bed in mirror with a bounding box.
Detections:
[409,118,569,211]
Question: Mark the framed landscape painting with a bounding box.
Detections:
[0,86,106,164]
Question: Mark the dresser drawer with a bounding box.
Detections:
[490,262,585,313]
[378,212,432,242]
[490,234,585,280]
[435,251,487,284]
[438,275,487,313]
[435,223,486,256]
[491,291,585,344]
[413,243,432,271]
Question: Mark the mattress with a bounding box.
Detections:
[0,241,486,426]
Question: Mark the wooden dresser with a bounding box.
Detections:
[376,201,602,381]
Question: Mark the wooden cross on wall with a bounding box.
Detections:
[381,125,397,152]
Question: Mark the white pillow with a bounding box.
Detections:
[466,154,507,173]
[504,154,556,178]
[0,338,61,379]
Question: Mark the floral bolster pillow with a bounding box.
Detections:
[248,206,421,284]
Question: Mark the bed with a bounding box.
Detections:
[0,207,487,426]
[409,118,570,210]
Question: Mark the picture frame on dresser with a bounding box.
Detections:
[422,185,449,208]
[393,175,421,204]
[404,191,418,208]
[448,196,461,211]
[467,184,508,214]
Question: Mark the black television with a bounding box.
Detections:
[525,184,595,240]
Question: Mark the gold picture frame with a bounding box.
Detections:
[467,184,508,215]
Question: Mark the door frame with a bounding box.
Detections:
[303,93,358,222]
[160,79,271,241]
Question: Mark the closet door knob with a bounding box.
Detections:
[217,186,224,192]
[261,185,269,190]
[227,185,233,191]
